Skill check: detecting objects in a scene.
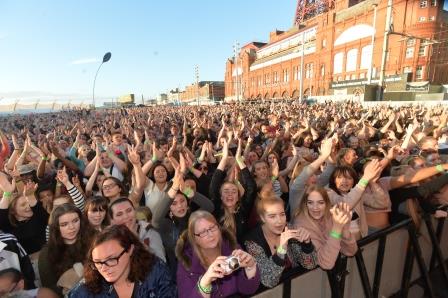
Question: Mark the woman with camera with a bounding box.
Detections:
[175,210,260,298]
[244,197,317,289]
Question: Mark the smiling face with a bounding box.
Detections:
[253,161,269,180]
[335,173,354,194]
[87,206,107,228]
[306,191,327,221]
[13,196,33,221]
[260,202,286,235]
[102,178,121,199]
[170,193,188,218]
[153,165,168,183]
[91,240,133,284]
[343,149,358,166]
[59,212,81,244]
[220,182,239,208]
[111,201,136,232]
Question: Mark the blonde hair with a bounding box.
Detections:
[219,182,240,236]
[294,186,332,228]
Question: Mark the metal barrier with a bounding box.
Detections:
[252,215,447,298]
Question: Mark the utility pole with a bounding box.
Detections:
[368,4,378,85]
[233,41,240,102]
[195,65,199,106]
[378,0,393,101]
[299,31,305,102]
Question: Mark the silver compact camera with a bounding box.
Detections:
[221,256,240,273]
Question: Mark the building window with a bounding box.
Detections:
[406,47,414,58]
[429,16,435,21]
[403,66,412,73]
[322,38,327,48]
[416,66,423,79]
[420,0,427,8]
[334,52,344,74]
[283,69,289,82]
[407,39,416,47]
[418,44,426,56]
[419,16,426,22]
[360,45,373,70]
[346,49,358,72]
[431,0,437,6]
[273,72,278,83]
[360,73,365,79]
[320,64,325,77]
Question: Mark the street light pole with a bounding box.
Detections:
[92,52,112,108]
[378,0,393,101]
[233,41,240,102]
[368,4,378,85]
[195,65,199,106]
[299,31,305,103]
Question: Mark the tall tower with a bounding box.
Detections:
[294,0,335,25]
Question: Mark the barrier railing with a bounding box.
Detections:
[252,214,447,298]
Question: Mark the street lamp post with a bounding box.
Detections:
[92,52,112,108]
[195,65,199,106]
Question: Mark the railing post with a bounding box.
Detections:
[407,221,435,297]
[326,254,348,298]
[429,218,445,272]
[400,242,414,298]
[423,216,448,283]
[372,236,387,298]
[354,249,374,298]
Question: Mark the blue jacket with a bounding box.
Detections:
[69,258,176,298]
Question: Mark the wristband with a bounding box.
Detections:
[151,156,158,163]
[197,276,212,294]
[271,176,278,182]
[3,192,12,199]
[183,187,194,198]
[41,156,49,161]
[107,152,114,158]
[276,245,287,255]
[329,230,342,239]
[359,178,369,187]
[436,164,445,173]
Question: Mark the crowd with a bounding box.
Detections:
[0,100,446,297]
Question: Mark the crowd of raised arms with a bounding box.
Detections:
[0,100,446,298]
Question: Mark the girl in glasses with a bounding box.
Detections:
[69,225,176,297]
[176,210,260,298]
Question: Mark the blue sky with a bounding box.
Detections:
[0,0,296,105]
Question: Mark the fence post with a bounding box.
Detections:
[326,254,348,298]
[354,249,374,298]
[400,242,414,297]
[423,216,448,283]
[372,236,387,298]
[429,218,446,272]
[407,221,435,297]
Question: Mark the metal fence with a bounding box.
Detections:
[253,214,447,298]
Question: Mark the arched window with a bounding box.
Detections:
[346,49,358,72]
[361,45,372,70]
[334,52,344,74]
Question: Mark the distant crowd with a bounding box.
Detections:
[0,100,446,297]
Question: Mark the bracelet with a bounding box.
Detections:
[197,276,212,294]
[41,156,49,161]
[271,176,278,182]
[329,230,342,239]
[276,245,287,255]
[151,156,158,163]
[436,164,445,173]
[107,152,114,158]
[3,192,12,199]
[359,178,369,187]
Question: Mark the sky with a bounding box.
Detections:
[0,0,296,105]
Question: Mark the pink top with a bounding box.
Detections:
[362,177,392,213]
[294,213,358,270]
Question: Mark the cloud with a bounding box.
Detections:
[0,33,8,40]
[69,58,100,65]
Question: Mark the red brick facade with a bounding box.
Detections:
[225,0,448,101]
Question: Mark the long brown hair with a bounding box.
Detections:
[47,203,95,277]
[175,211,237,270]
[84,196,110,228]
[294,186,332,226]
[84,225,155,294]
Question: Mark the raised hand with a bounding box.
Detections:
[127,144,141,166]
[320,138,333,158]
[56,167,70,186]
[0,172,15,193]
[330,202,352,233]
[361,159,382,182]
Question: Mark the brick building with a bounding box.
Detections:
[224,0,448,101]
[180,81,225,104]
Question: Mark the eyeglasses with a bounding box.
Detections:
[102,183,117,190]
[194,224,218,238]
[90,247,128,270]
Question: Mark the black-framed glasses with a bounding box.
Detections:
[194,224,218,238]
[90,247,128,270]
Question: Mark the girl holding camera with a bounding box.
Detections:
[175,210,260,298]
